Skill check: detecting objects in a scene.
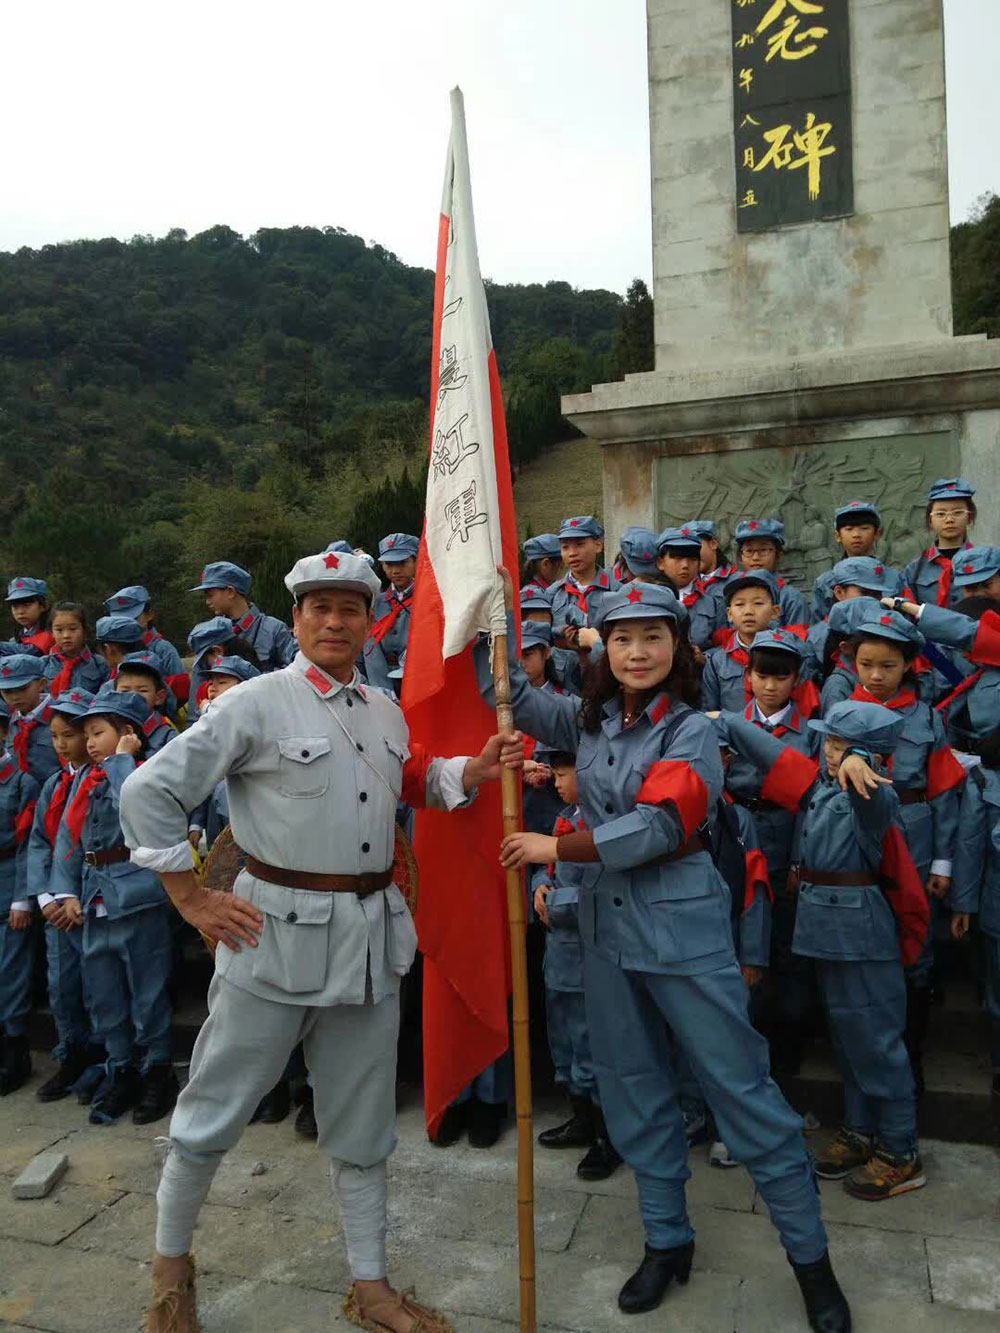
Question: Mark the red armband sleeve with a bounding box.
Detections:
[635,761,710,839]
[926,747,967,800]
[744,846,773,909]
[760,748,819,810]
[970,610,1000,669]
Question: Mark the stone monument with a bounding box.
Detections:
[562,0,1000,569]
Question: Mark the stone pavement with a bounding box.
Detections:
[0,1057,998,1333]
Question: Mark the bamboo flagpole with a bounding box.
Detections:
[400,86,537,1332]
[492,634,537,1333]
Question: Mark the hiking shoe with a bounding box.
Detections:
[814,1128,872,1180]
[37,1044,92,1103]
[133,1064,179,1126]
[708,1140,741,1169]
[89,1066,141,1125]
[844,1148,926,1201]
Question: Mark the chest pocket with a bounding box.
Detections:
[383,738,410,800]
[277,737,332,798]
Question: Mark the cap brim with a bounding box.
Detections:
[0,676,43,688]
[291,578,377,601]
[599,606,683,629]
[807,719,833,735]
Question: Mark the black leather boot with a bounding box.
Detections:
[467,1097,505,1149]
[294,1086,318,1140]
[89,1065,142,1124]
[789,1250,852,1333]
[37,1043,91,1102]
[133,1064,179,1126]
[0,1034,31,1096]
[576,1108,623,1181]
[538,1095,594,1149]
[431,1101,468,1147]
[618,1241,694,1314]
[250,1079,291,1124]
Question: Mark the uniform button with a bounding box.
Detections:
[613,896,623,907]
[357,742,364,752]
[830,894,839,904]
[605,802,614,813]
[607,756,614,766]
[362,842,370,853]
[301,749,310,758]
[360,792,368,802]
[809,801,816,809]
[286,911,298,924]
[346,697,353,708]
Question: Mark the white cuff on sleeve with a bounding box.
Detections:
[930,859,952,879]
[10,900,31,913]
[436,756,475,811]
[37,893,55,910]
[129,842,196,873]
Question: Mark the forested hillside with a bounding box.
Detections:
[0,224,623,634]
[0,192,996,640]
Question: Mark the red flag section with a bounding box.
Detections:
[402,101,522,1136]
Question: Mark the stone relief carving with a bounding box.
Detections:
[656,434,957,590]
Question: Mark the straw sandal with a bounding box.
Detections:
[143,1254,203,1333]
[342,1282,455,1333]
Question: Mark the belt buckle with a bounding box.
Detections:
[356,873,376,899]
[84,851,98,867]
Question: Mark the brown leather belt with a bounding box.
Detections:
[84,847,131,867]
[898,789,927,806]
[244,855,392,898]
[799,868,874,887]
[658,832,708,864]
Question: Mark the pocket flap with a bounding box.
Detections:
[804,886,864,909]
[246,877,334,925]
[385,738,411,764]
[277,737,332,765]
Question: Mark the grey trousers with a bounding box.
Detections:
[156,973,399,1277]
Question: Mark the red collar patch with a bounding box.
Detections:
[304,664,334,696]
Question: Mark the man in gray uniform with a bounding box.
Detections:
[121,550,519,1333]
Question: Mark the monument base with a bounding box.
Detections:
[562,336,1000,578]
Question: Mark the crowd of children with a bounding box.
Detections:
[1,486,997,1226]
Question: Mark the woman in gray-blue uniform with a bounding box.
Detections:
[486,579,850,1332]
[834,609,967,1092]
[949,723,1000,1100]
[722,630,820,1075]
[50,692,177,1128]
[720,700,930,1202]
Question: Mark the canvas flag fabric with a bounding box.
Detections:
[403,87,521,1136]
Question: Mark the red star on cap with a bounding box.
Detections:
[964,563,974,574]
[387,538,395,547]
[116,596,126,605]
[773,630,785,639]
[15,580,24,588]
[875,565,884,576]
[946,484,956,490]
[569,520,580,528]
[70,693,81,702]
[626,586,644,604]
[749,521,758,531]
[880,615,893,626]
[1,667,10,678]
[851,501,860,507]
[323,553,340,569]
[523,589,535,599]
[681,527,691,537]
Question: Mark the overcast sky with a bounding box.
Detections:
[1,0,994,294]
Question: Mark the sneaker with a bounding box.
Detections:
[89,1066,142,1125]
[682,1109,708,1147]
[844,1148,926,1201]
[814,1127,872,1180]
[708,1140,741,1169]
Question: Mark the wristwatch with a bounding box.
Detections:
[844,746,875,766]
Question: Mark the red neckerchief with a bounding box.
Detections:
[65,766,107,848]
[936,670,983,719]
[703,564,735,587]
[682,578,710,610]
[11,707,49,774]
[48,648,92,700]
[563,570,610,615]
[370,587,414,645]
[528,575,550,591]
[743,699,801,738]
[849,684,918,712]
[19,627,54,654]
[44,768,76,845]
[922,541,973,607]
[142,627,162,647]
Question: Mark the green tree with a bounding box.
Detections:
[611,278,654,379]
